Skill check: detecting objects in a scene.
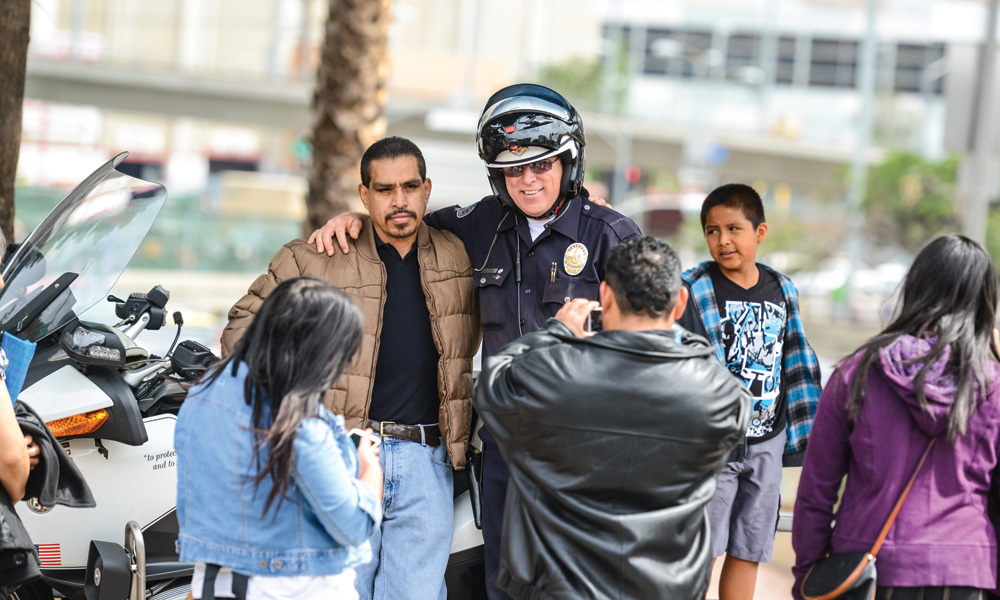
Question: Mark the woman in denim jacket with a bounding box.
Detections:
[176,278,382,600]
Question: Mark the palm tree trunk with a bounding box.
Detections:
[305,0,392,233]
[0,0,31,244]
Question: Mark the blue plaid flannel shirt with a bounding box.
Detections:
[681,262,822,460]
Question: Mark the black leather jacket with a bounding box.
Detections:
[474,319,750,600]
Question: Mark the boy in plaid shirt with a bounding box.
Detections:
[677,183,822,600]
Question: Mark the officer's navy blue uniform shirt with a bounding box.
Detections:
[428,190,640,600]
[425,192,641,359]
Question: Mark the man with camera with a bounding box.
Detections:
[472,236,750,599]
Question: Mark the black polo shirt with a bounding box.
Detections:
[368,231,441,425]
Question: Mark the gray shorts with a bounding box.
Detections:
[707,428,785,562]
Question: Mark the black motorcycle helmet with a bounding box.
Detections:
[476,83,586,218]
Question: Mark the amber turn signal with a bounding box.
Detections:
[46,409,109,437]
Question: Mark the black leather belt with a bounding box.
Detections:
[366,419,441,446]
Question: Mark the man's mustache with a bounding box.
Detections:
[386,209,417,223]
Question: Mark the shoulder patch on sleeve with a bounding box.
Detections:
[455,202,478,218]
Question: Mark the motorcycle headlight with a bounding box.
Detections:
[59,323,127,368]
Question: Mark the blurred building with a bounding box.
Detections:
[19,0,604,208]
[17,0,987,259]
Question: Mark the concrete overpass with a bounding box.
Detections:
[24,59,878,202]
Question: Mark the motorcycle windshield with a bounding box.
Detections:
[0,153,166,342]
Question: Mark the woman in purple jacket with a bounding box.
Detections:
[792,234,1000,600]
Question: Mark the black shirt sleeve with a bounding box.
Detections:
[676,282,708,338]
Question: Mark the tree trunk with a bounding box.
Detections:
[305,0,392,234]
[0,0,31,244]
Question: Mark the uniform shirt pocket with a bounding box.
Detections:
[471,268,511,330]
[542,278,600,306]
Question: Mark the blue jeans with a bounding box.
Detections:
[354,435,453,600]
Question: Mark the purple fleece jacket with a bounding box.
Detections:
[792,336,1000,598]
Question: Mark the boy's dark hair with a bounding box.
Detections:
[604,236,682,319]
[360,136,427,187]
[700,183,766,229]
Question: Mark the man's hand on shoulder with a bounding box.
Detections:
[307,212,368,255]
[554,299,599,338]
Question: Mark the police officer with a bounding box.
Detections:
[309,83,641,600]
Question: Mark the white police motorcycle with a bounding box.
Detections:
[6,155,486,600]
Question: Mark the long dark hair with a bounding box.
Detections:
[846,234,1000,439]
[200,278,363,515]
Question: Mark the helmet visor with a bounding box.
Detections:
[485,139,577,168]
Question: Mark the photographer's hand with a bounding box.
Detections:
[554,299,599,338]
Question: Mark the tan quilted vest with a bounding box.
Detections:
[222,222,481,468]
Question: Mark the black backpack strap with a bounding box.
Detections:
[201,564,220,600]
[231,572,249,600]
[201,564,249,600]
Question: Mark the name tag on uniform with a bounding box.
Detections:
[477,267,505,282]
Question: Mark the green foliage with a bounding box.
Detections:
[987,206,1000,270]
[536,56,603,110]
[862,152,960,254]
[667,213,708,256]
[763,215,844,270]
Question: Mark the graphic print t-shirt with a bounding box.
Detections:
[709,263,787,444]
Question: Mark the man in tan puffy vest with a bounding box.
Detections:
[221,136,480,600]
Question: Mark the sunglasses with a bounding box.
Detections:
[501,158,558,178]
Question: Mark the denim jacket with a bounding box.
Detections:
[175,363,381,576]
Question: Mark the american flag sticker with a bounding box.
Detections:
[36,544,60,566]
